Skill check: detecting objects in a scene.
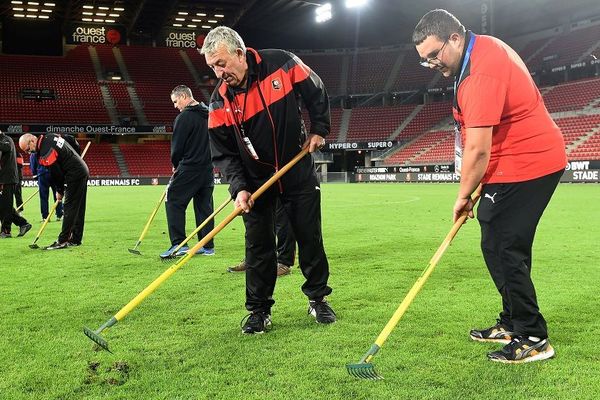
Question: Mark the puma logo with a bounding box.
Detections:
[485,193,497,204]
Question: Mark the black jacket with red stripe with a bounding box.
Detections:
[207,48,330,198]
[37,134,89,194]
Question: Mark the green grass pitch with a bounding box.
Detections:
[1,183,599,399]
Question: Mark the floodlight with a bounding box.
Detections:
[315,3,332,23]
[345,0,368,8]
[214,14,224,18]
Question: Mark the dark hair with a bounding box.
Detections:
[413,9,465,45]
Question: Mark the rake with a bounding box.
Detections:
[347,189,481,380]
[160,196,233,261]
[29,199,61,249]
[128,189,167,255]
[15,189,38,213]
[84,147,310,352]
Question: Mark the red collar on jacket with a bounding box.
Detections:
[218,48,261,99]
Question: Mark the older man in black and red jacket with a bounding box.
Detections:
[19,133,88,249]
[201,26,336,334]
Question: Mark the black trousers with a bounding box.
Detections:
[477,169,563,338]
[0,183,28,233]
[165,169,214,248]
[243,176,331,313]
[58,177,88,244]
[275,198,296,266]
[14,172,23,210]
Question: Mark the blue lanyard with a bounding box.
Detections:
[454,33,476,94]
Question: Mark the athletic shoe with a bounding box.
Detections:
[308,298,337,324]
[44,241,68,250]
[56,216,62,222]
[174,246,190,257]
[488,336,555,364]
[241,312,272,334]
[227,260,247,273]
[67,242,81,247]
[277,263,291,276]
[470,319,514,344]
[0,232,12,239]
[186,246,215,256]
[17,223,32,237]
[159,245,181,258]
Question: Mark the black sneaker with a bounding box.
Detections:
[44,241,68,250]
[241,312,272,334]
[67,242,81,247]
[470,319,514,344]
[488,336,555,364]
[18,223,32,237]
[0,231,11,239]
[308,298,336,324]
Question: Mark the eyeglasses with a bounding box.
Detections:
[419,39,449,68]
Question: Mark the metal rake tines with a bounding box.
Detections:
[346,363,383,380]
[83,326,112,353]
[128,248,142,255]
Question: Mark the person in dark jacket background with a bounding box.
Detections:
[201,26,335,334]
[159,85,215,258]
[0,130,32,238]
[19,133,88,249]
[30,152,64,221]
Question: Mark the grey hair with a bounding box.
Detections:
[171,85,193,98]
[200,26,246,56]
[413,9,465,45]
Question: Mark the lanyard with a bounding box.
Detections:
[453,32,476,96]
[453,33,476,176]
[232,88,249,137]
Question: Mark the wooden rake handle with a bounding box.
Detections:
[372,186,482,350]
[113,147,310,322]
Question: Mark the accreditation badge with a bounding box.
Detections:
[454,122,463,177]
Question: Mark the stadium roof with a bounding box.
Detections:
[2,0,600,49]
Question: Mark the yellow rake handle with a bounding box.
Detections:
[33,199,61,238]
[136,190,167,243]
[80,141,92,159]
[15,189,38,213]
[372,188,482,350]
[171,196,233,254]
[113,147,310,322]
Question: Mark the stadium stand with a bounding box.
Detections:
[118,45,197,124]
[0,46,110,123]
[347,50,399,94]
[345,104,416,141]
[120,141,172,176]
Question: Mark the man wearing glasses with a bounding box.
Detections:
[413,9,567,364]
[19,133,89,249]
[0,130,32,238]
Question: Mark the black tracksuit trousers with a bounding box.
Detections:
[477,169,563,339]
[165,169,214,248]
[0,184,28,233]
[58,177,88,244]
[275,198,296,266]
[243,177,331,313]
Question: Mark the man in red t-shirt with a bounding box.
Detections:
[413,9,567,364]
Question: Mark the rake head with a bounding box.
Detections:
[29,243,40,249]
[128,248,142,255]
[83,326,112,353]
[346,362,383,380]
